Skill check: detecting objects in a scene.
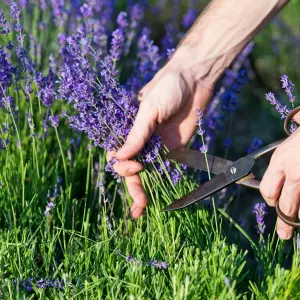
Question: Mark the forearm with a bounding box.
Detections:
[168,0,290,85]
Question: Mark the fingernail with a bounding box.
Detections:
[277,229,289,240]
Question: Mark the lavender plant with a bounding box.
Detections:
[0,1,299,299]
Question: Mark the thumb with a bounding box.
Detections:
[116,100,158,160]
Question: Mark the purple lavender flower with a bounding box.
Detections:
[126,255,142,266]
[117,12,128,29]
[10,2,21,19]
[19,0,27,8]
[297,234,300,255]
[125,4,144,54]
[0,48,14,106]
[23,278,34,292]
[253,202,267,236]
[110,28,126,62]
[105,157,122,183]
[182,0,198,30]
[265,92,291,119]
[161,23,177,54]
[182,9,198,29]
[0,10,10,34]
[171,169,182,185]
[59,41,163,171]
[166,48,175,59]
[127,28,161,92]
[280,74,295,103]
[51,0,67,27]
[149,260,169,269]
[80,3,93,18]
[158,160,171,175]
[16,277,65,291]
[35,70,56,107]
[199,145,208,154]
[49,115,59,128]
[196,109,210,154]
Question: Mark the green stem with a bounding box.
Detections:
[8,106,25,208]
[54,126,69,186]
[28,94,40,178]
[85,146,92,197]
[200,134,219,234]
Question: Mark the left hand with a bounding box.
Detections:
[260,115,300,240]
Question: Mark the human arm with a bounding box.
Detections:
[112,0,292,223]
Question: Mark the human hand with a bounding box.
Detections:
[108,62,213,218]
[260,114,300,240]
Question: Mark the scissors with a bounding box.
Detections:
[162,107,300,228]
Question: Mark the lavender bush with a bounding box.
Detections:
[0,1,299,299]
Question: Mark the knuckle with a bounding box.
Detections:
[259,182,276,204]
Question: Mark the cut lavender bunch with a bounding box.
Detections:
[57,18,167,174]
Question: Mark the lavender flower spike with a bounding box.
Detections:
[253,202,267,236]
[10,2,21,19]
[265,92,291,119]
[280,74,295,103]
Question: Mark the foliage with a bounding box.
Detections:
[0,0,299,298]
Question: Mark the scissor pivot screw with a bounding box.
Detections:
[230,167,237,174]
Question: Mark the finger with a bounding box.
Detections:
[125,175,148,218]
[276,181,300,239]
[113,160,143,177]
[107,151,117,162]
[116,101,158,160]
[260,166,285,207]
[294,112,300,124]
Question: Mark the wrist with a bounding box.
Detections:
[164,0,290,89]
[165,44,239,89]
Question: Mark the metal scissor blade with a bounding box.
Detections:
[166,148,232,175]
[162,156,256,212]
[162,172,231,212]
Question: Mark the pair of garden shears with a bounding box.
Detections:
[162,107,300,228]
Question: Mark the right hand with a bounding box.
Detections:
[108,62,214,218]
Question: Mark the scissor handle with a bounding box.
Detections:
[239,178,300,227]
[241,105,300,227]
[284,106,300,135]
[275,201,300,228]
[247,139,285,161]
